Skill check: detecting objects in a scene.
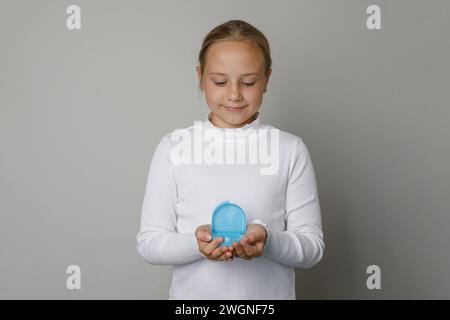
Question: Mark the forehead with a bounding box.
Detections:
[205,40,264,74]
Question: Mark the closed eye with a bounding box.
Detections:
[214,82,256,86]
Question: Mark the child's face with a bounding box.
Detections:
[197,40,271,128]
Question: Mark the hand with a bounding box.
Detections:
[195,224,234,261]
[229,224,267,261]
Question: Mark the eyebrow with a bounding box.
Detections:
[208,72,259,76]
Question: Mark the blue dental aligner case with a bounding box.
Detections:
[211,201,247,247]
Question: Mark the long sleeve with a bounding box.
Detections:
[136,135,204,265]
[263,138,325,268]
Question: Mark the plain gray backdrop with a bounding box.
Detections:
[1,0,449,299]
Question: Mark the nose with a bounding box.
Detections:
[227,83,243,101]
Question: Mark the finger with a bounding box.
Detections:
[197,231,212,242]
[245,233,263,245]
[204,237,224,255]
[221,250,234,261]
[256,241,264,252]
[225,246,236,257]
[229,245,241,258]
[232,242,246,258]
[233,242,251,260]
[240,238,256,257]
[245,234,255,244]
[230,246,238,257]
[217,253,234,262]
[244,236,265,255]
[214,253,227,261]
[195,224,211,241]
[210,245,229,260]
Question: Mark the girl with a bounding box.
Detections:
[137,20,324,300]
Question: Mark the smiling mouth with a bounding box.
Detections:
[222,105,248,112]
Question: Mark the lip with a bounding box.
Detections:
[222,105,248,113]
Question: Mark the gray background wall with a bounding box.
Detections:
[1,0,449,299]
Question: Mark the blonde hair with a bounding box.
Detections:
[197,20,272,84]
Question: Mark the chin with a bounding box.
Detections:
[223,113,249,122]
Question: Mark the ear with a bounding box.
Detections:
[263,68,272,93]
[196,65,203,91]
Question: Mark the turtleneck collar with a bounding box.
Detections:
[201,111,263,142]
[204,111,262,132]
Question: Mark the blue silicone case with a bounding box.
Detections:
[211,201,247,247]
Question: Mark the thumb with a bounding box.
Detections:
[199,231,212,242]
[246,231,263,244]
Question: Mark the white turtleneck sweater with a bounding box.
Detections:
[137,111,324,300]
